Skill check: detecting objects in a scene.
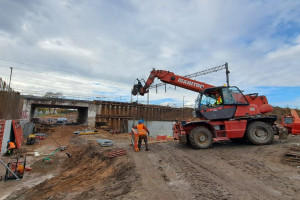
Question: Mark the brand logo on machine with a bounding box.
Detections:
[178,78,204,88]
[250,107,255,111]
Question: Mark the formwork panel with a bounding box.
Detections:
[12,120,23,149]
[94,100,193,131]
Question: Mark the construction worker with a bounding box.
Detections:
[134,119,150,151]
[214,92,223,106]
[6,141,16,156]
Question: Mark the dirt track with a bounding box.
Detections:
[1,126,300,200]
[123,138,300,200]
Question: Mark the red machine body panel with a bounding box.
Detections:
[224,120,247,138]
[234,104,260,117]
[282,109,300,135]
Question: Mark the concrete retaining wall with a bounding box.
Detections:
[128,120,174,137]
[23,122,35,136]
[1,120,12,155]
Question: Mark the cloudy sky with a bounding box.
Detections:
[0,0,300,108]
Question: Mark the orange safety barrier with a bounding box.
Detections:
[156,135,167,140]
[166,136,174,140]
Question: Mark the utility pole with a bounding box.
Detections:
[8,67,13,89]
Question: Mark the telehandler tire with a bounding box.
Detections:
[188,127,213,149]
[246,121,274,145]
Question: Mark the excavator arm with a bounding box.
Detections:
[132,69,215,96]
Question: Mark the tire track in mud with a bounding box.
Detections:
[132,147,190,200]
[132,139,299,200]
[158,145,233,200]
[212,145,300,199]
[154,142,295,200]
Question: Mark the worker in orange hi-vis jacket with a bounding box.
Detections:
[6,141,16,156]
[134,119,150,151]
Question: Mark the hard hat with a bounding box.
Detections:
[138,119,144,124]
[7,140,10,143]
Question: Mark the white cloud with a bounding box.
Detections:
[0,0,300,107]
[38,38,97,59]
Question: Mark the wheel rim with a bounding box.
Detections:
[254,127,267,140]
[197,133,208,144]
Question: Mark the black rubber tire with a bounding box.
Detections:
[246,121,274,145]
[188,127,213,149]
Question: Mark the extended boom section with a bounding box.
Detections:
[132,69,214,96]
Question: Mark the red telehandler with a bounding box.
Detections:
[131,64,279,149]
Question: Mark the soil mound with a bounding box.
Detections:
[8,144,138,200]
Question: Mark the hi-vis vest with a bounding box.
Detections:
[217,96,223,104]
[8,142,16,149]
[137,124,147,136]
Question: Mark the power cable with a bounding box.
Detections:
[0,58,74,74]
[1,63,118,90]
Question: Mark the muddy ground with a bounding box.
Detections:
[0,125,300,200]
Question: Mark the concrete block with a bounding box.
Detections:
[128,120,174,137]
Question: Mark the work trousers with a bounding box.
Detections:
[138,135,148,150]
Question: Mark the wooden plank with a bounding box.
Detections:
[148,140,168,144]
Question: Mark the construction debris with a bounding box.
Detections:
[26,134,37,145]
[34,133,48,140]
[105,149,127,159]
[73,129,100,135]
[148,140,168,144]
[97,139,114,147]
[43,146,68,163]
[284,144,300,166]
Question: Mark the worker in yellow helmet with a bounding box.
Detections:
[134,119,150,151]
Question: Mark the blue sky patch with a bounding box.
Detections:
[251,86,300,108]
[150,98,176,105]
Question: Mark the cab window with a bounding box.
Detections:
[222,87,248,105]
